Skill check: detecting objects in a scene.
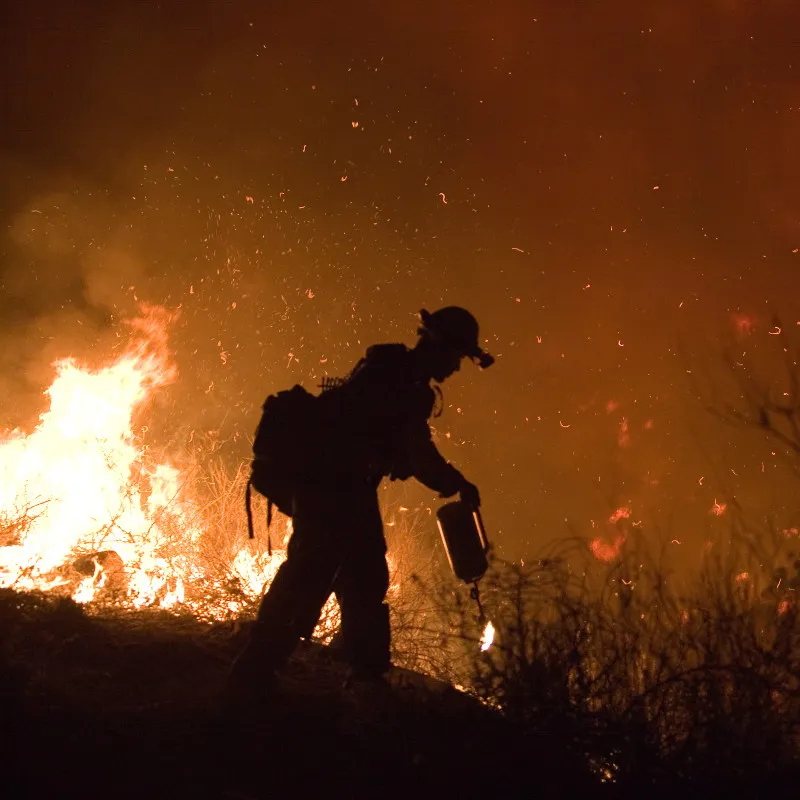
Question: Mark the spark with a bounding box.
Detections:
[536,335,542,343]
[617,340,624,347]
[698,476,704,485]
[439,192,447,204]
[559,420,571,428]
[769,326,781,335]
[340,175,348,182]
[671,539,681,544]
[511,247,525,253]
[710,499,726,516]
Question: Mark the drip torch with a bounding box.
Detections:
[436,500,492,642]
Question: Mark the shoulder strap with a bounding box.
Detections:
[245,477,274,556]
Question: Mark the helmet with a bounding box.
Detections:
[418,307,495,368]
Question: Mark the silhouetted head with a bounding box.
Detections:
[414,307,494,382]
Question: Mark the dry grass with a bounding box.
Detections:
[448,526,800,790]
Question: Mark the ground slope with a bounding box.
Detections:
[1,589,599,799]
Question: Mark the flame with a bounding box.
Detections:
[0,306,344,642]
[480,620,495,651]
[0,306,284,621]
[0,306,200,602]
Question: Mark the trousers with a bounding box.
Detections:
[246,480,391,679]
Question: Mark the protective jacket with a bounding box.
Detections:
[319,343,465,496]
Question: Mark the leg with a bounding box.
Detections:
[233,491,341,682]
[334,492,392,679]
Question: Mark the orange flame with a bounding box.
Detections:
[480,620,495,651]
[0,306,339,638]
[0,306,196,603]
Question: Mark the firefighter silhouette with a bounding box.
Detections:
[230,307,493,692]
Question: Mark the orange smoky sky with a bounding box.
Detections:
[1,0,798,563]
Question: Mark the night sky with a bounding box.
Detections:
[1,0,798,565]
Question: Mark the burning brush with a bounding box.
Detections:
[0,305,335,628]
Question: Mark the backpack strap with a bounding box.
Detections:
[266,499,274,557]
[244,476,274,556]
[245,477,255,539]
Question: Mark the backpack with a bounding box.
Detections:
[245,384,321,546]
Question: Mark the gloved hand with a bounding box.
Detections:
[458,478,481,509]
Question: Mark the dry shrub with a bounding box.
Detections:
[454,527,800,789]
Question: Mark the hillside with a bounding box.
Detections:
[1,588,602,800]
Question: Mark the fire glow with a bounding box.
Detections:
[480,620,495,651]
[0,306,286,619]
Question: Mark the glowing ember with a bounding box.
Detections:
[480,620,495,651]
[590,532,626,563]
[590,506,631,562]
[608,506,631,524]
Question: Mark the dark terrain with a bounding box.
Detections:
[3,588,798,799]
[0,589,603,799]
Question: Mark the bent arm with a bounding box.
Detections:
[405,421,465,497]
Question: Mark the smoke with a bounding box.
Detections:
[0,182,147,426]
[2,1,799,560]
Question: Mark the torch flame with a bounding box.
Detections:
[480,620,495,651]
